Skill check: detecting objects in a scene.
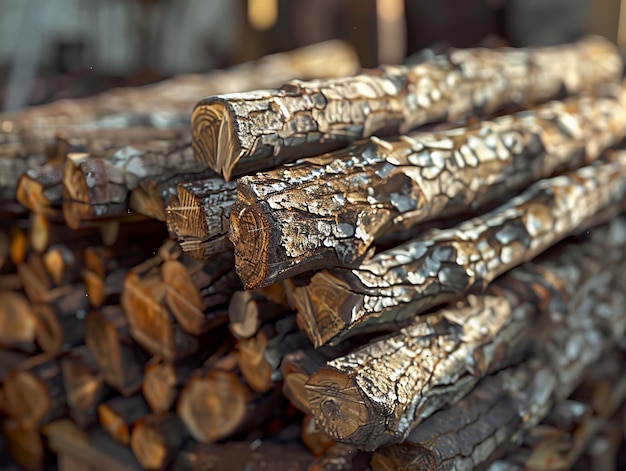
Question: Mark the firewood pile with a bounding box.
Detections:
[1,36,626,471]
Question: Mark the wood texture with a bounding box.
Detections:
[192,36,621,179]
[98,395,150,445]
[130,413,189,470]
[230,84,626,288]
[0,290,37,352]
[295,155,626,347]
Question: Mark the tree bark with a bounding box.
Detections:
[165,177,237,259]
[192,36,621,180]
[230,84,626,288]
[295,155,626,347]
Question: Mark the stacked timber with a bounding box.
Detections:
[0,36,626,471]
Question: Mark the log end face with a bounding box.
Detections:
[306,368,381,450]
[229,199,270,290]
[192,100,239,180]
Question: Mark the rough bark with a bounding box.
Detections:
[230,84,626,288]
[295,155,626,347]
[165,177,237,259]
[306,216,626,449]
[192,36,621,180]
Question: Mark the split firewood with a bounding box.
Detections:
[2,354,67,429]
[130,413,189,470]
[42,243,84,286]
[171,440,314,471]
[43,418,142,470]
[1,418,46,471]
[16,162,64,218]
[295,155,626,347]
[306,216,626,449]
[165,177,237,259]
[84,306,149,396]
[141,361,193,414]
[230,84,626,288]
[98,395,150,445]
[17,252,52,304]
[60,346,108,428]
[0,142,49,203]
[9,224,28,266]
[33,282,90,355]
[228,288,292,339]
[0,290,37,352]
[192,36,621,180]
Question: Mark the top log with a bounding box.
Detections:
[192,36,622,180]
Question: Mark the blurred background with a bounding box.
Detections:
[0,0,622,111]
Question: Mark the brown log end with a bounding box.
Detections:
[61,159,91,230]
[0,291,36,351]
[191,100,239,180]
[2,419,45,471]
[33,304,63,355]
[165,186,207,240]
[237,332,273,393]
[129,185,167,221]
[228,290,262,339]
[98,395,150,445]
[130,413,188,470]
[177,370,249,443]
[16,173,54,217]
[142,362,178,413]
[83,269,105,307]
[229,198,271,289]
[9,226,27,265]
[60,347,104,427]
[305,368,371,445]
[4,368,52,429]
[161,259,206,334]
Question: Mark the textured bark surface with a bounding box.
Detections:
[306,216,626,449]
[192,36,621,180]
[165,177,237,259]
[295,156,626,347]
[230,85,626,288]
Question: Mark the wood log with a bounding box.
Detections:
[295,155,626,347]
[171,440,314,471]
[308,442,369,471]
[306,216,626,449]
[98,395,150,445]
[165,177,237,259]
[16,162,64,218]
[192,36,621,180]
[228,289,291,339]
[1,419,46,471]
[301,415,335,457]
[0,142,49,203]
[230,84,626,288]
[10,224,27,266]
[43,419,142,471]
[0,290,37,352]
[141,361,193,414]
[130,413,189,470]
[3,354,67,429]
[42,243,84,286]
[60,345,108,427]
[84,306,149,396]
[368,234,626,467]
[33,282,90,355]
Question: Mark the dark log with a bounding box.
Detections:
[230,85,626,288]
[1,419,46,471]
[171,440,314,471]
[192,36,620,180]
[3,354,67,429]
[98,395,150,445]
[0,290,37,352]
[306,216,626,449]
[84,306,149,396]
[165,177,236,259]
[130,413,189,470]
[33,283,90,355]
[60,346,108,427]
[43,419,142,471]
[295,155,626,347]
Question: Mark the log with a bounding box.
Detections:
[98,395,150,445]
[1,419,46,471]
[16,162,64,218]
[192,36,621,180]
[228,289,291,339]
[42,243,84,286]
[10,225,27,266]
[165,177,237,259]
[33,282,90,355]
[141,361,192,414]
[130,413,189,470]
[230,84,626,288]
[301,415,335,457]
[0,290,37,352]
[84,306,149,396]
[60,346,108,427]
[305,216,626,449]
[308,442,368,471]
[0,142,49,203]
[295,155,626,347]
[3,354,67,429]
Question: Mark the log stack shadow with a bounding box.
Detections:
[0,37,626,471]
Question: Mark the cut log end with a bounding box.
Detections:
[129,186,167,221]
[3,369,51,430]
[142,363,177,413]
[192,101,239,180]
[0,291,36,351]
[237,333,273,393]
[61,163,91,230]
[306,368,372,445]
[229,199,270,289]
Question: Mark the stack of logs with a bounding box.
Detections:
[1,36,626,471]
